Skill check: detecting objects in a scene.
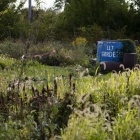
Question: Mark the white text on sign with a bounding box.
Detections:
[102,51,119,57]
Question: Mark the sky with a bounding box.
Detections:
[17,0,56,9]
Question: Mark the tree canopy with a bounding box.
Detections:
[53,0,140,40]
[0,0,140,42]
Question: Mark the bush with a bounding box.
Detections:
[0,39,25,59]
[119,39,136,61]
[29,41,90,67]
[0,40,91,67]
[78,24,104,43]
[72,37,87,47]
[120,39,136,54]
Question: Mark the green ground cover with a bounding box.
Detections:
[1,54,140,140]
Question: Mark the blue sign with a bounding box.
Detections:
[97,40,123,62]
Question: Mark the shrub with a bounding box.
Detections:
[78,24,104,43]
[0,39,25,58]
[72,37,87,47]
[120,39,136,54]
[29,41,90,67]
[118,39,136,61]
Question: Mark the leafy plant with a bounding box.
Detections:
[1,55,140,139]
[119,39,136,60]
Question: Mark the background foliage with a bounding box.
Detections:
[0,0,140,42]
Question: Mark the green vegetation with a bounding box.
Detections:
[1,54,140,139]
[1,0,140,139]
[136,46,140,64]
[118,39,136,61]
[0,0,140,42]
[120,39,136,54]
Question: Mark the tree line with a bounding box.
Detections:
[0,0,140,43]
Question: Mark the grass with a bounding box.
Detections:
[0,54,15,69]
[1,55,140,139]
[61,69,140,140]
[0,56,72,93]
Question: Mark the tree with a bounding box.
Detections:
[54,0,70,10]
[54,0,130,37]
[0,0,16,11]
[0,0,26,39]
[133,0,140,11]
[126,0,140,39]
